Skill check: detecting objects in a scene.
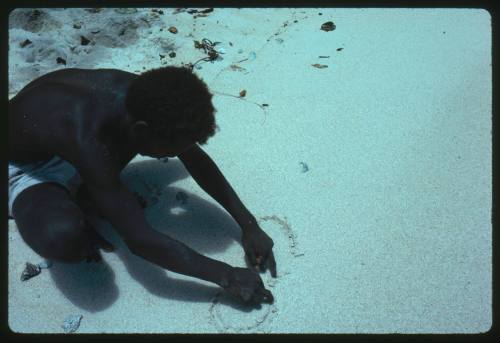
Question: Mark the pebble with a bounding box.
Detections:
[320,21,336,32]
[62,314,83,333]
[299,162,309,173]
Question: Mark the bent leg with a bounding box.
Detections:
[12,182,109,263]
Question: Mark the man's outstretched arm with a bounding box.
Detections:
[178,144,277,277]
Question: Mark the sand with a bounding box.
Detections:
[7,7,492,333]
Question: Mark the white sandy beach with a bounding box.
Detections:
[7,7,492,333]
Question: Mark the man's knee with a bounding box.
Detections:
[12,183,93,263]
[44,218,93,263]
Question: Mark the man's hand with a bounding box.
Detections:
[221,267,274,304]
[241,224,277,277]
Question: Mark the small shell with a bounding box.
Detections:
[62,314,83,333]
[20,262,41,281]
[239,90,247,97]
[168,26,178,34]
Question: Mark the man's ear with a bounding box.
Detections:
[131,121,150,139]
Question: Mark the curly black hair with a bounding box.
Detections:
[125,66,217,145]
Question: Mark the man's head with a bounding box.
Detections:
[124,66,217,157]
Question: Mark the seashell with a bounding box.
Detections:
[62,314,83,333]
[20,262,41,281]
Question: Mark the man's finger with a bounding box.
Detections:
[255,255,265,272]
[245,250,259,271]
[268,251,277,278]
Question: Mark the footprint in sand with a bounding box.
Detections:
[208,214,303,333]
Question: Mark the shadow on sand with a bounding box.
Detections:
[49,158,246,313]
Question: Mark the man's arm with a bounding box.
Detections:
[178,144,277,277]
[72,143,232,286]
[178,144,257,231]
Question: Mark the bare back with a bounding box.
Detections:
[9,68,138,169]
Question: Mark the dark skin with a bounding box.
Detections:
[9,68,277,305]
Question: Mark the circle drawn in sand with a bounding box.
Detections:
[257,215,304,258]
[208,291,278,333]
[208,214,301,333]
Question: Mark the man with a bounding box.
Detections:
[8,66,276,305]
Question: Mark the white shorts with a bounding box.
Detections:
[8,156,83,218]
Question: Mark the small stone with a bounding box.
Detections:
[62,314,83,333]
[169,51,176,58]
[168,26,178,34]
[239,90,246,97]
[56,57,66,65]
[337,48,343,51]
[299,162,309,173]
[73,23,81,29]
[21,262,41,281]
[320,21,336,32]
[20,39,32,48]
[80,36,90,46]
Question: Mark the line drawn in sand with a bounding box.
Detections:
[208,214,303,333]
